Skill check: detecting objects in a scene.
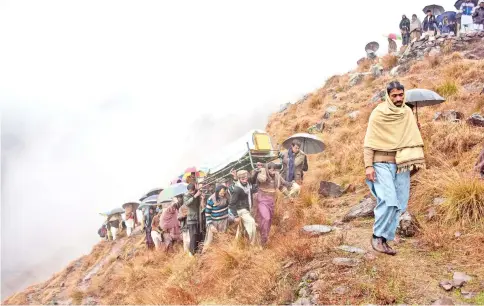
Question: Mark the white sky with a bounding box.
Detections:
[0,0,456,298]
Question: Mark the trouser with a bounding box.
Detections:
[366,163,410,241]
[188,223,202,255]
[110,227,118,240]
[203,219,229,251]
[402,32,410,45]
[151,231,162,249]
[235,209,257,244]
[125,219,134,236]
[182,230,190,252]
[257,193,275,245]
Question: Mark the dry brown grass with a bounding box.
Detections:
[381,54,398,70]
[434,79,459,98]
[426,55,441,68]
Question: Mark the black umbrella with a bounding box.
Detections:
[423,4,445,15]
[405,89,446,123]
[454,0,478,10]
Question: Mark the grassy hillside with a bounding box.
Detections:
[4,44,484,305]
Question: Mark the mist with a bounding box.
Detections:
[1,0,457,299]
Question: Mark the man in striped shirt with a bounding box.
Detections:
[203,185,230,251]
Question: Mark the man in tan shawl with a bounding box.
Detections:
[364,81,425,255]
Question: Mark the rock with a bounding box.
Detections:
[454,232,461,238]
[349,73,364,87]
[319,181,344,198]
[302,225,333,236]
[307,121,324,134]
[279,102,291,113]
[298,287,309,298]
[326,105,338,114]
[371,90,386,103]
[427,207,438,220]
[433,197,446,206]
[461,290,477,299]
[348,110,360,120]
[332,257,359,267]
[397,211,418,237]
[60,282,65,288]
[342,197,376,222]
[333,286,349,295]
[439,280,453,291]
[364,253,377,261]
[283,261,294,269]
[452,271,472,288]
[370,65,382,78]
[337,245,366,254]
[292,297,312,305]
[433,110,464,122]
[467,113,484,127]
[429,48,441,57]
[432,297,454,305]
[303,271,319,282]
[390,65,400,77]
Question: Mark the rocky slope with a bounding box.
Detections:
[4,36,484,305]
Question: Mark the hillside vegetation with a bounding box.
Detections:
[4,43,484,305]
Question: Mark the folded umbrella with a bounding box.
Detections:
[282,133,325,155]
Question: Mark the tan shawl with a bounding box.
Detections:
[364,93,426,172]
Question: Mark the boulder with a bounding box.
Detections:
[461,290,477,299]
[349,73,364,87]
[342,197,376,222]
[333,286,349,295]
[332,257,359,267]
[319,181,344,197]
[371,90,386,103]
[302,225,333,236]
[326,105,338,114]
[433,110,464,122]
[292,297,312,305]
[452,271,472,288]
[467,113,484,127]
[370,65,382,78]
[348,110,360,120]
[307,121,324,134]
[279,102,291,113]
[397,211,418,237]
[427,207,438,220]
[429,48,441,57]
[439,280,453,291]
[390,65,400,77]
[337,245,366,254]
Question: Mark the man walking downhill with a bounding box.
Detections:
[364,81,426,255]
[183,183,203,255]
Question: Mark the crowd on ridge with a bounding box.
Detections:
[388,0,484,53]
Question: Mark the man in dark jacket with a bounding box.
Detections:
[400,15,411,46]
[473,1,484,31]
[229,169,259,244]
[423,10,438,38]
[183,183,203,255]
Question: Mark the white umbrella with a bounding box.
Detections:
[282,133,325,155]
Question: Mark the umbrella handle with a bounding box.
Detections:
[416,103,419,124]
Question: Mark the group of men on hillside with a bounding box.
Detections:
[396,0,484,49]
[139,143,305,255]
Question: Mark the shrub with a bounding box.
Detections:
[434,80,459,98]
[426,55,441,68]
[440,178,484,227]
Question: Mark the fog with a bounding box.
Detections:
[1,0,455,299]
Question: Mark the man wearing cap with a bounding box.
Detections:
[228,169,259,244]
[364,81,426,255]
